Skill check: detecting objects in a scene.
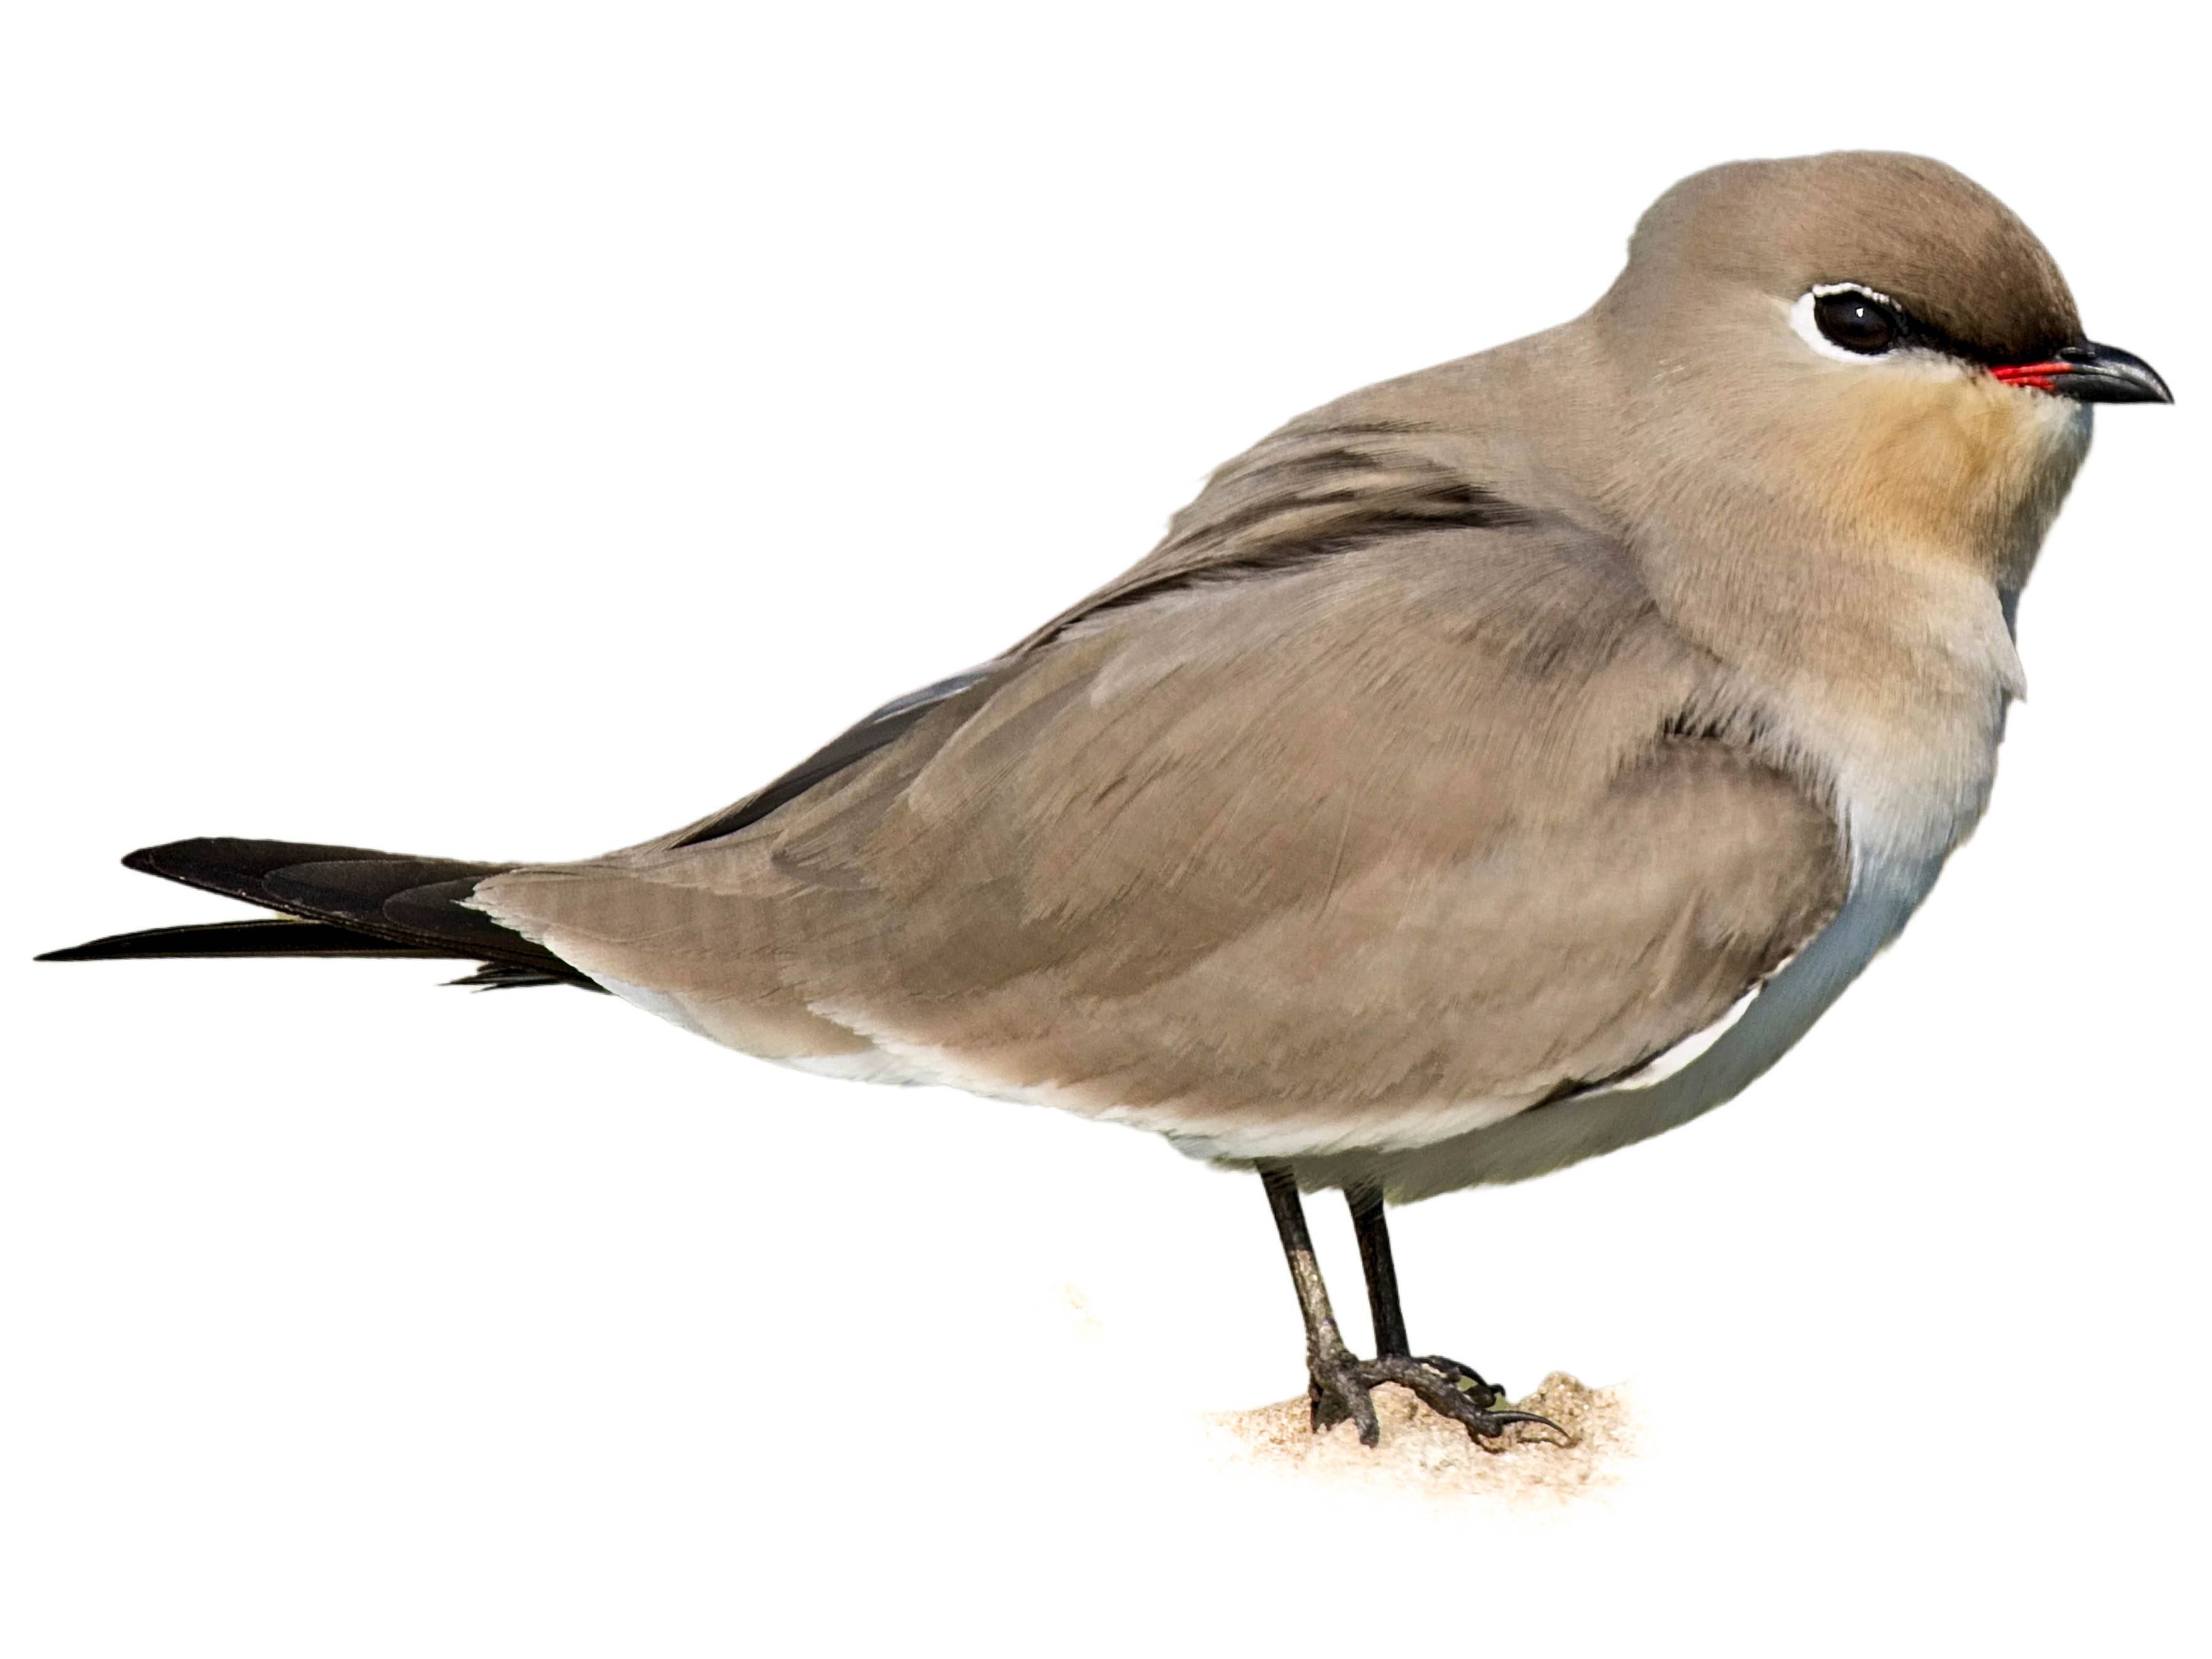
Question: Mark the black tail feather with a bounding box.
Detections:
[41,837,602,993]
[445,961,588,991]
[38,918,453,963]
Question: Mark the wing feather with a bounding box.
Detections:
[477,489,1847,1159]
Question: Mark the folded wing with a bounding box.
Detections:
[476,467,1848,1161]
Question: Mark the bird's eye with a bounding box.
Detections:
[1811,288,1902,355]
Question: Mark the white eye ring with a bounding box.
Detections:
[1791,282,1905,364]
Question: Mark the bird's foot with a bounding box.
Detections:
[1404,1352,1506,1411]
[1305,1345,1384,1444]
[1304,1349,1567,1449]
[1357,1355,1567,1447]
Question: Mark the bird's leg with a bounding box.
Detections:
[1307,1182,1566,1446]
[1258,1163,1380,1446]
[1345,1182,1411,1359]
[1345,1184,1509,1413]
[1261,1167,1566,1447]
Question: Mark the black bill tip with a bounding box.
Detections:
[2052,340,2173,404]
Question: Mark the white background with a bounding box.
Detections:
[4,4,2203,1653]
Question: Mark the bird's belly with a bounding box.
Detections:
[583,849,1944,1203]
[1290,855,1944,1198]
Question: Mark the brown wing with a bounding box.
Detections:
[475,506,1847,1161]
[1011,418,1530,650]
[626,419,1518,858]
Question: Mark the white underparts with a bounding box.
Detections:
[1603,979,1766,1090]
[584,969,940,1084]
[588,972,715,1040]
[782,1049,937,1085]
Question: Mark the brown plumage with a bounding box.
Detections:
[463,151,2136,1197]
[482,508,1848,1179]
[44,151,2169,1443]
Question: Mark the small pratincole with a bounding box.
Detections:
[43,152,2171,1446]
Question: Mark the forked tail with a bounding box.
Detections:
[36,837,599,991]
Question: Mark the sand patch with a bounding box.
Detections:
[1208,1372,1633,1505]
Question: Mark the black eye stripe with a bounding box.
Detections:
[1805,283,2072,368]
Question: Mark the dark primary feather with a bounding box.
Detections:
[1016,422,1534,650]
[39,838,603,991]
[37,917,451,963]
[666,667,999,850]
[662,427,1546,856]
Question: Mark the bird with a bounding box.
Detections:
[40,151,2170,1447]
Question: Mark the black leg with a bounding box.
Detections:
[1259,1164,1380,1445]
[1347,1183,1410,1359]
[1346,1184,1511,1412]
[1257,1169,1567,1448]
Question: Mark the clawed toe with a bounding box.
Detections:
[1351,1355,1570,1447]
[1409,1353,1506,1412]
[1300,1350,1569,1449]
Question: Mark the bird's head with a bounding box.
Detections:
[1589,151,2168,593]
